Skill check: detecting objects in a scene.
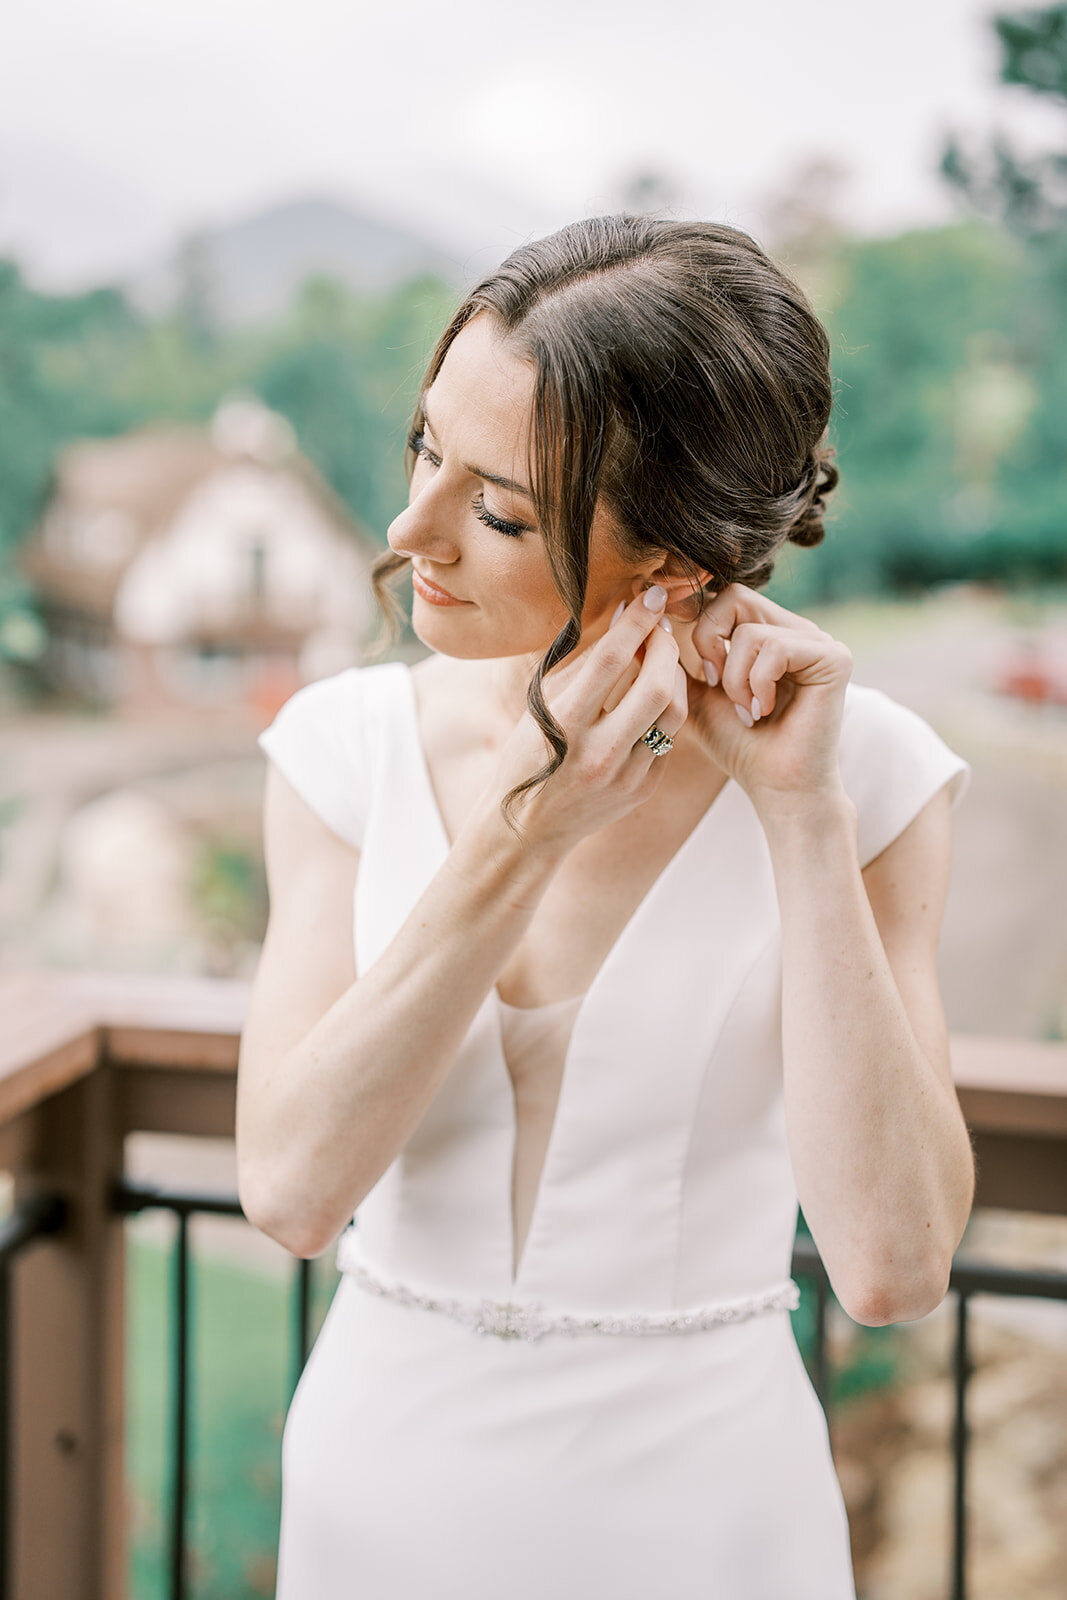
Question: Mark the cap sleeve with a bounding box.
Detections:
[838,683,972,869]
[257,667,369,850]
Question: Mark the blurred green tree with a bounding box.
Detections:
[941,5,1067,233]
[0,261,145,662]
[768,219,1067,605]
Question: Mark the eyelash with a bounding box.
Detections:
[407,427,530,538]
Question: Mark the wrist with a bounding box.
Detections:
[751,781,857,841]
[449,795,567,911]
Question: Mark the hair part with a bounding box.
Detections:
[371,213,839,828]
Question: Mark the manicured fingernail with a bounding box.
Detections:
[643,585,667,610]
[703,659,719,687]
[751,696,761,721]
[735,703,754,728]
[657,616,672,633]
[610,601,625,626]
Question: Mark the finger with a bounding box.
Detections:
[693,627,727,690]
[718,621,772,721]
[691,582,824,670]
[562,586,671,723]
[711,582,827,634]
[603,614,683,749]
[741,635,796,720]
[625,660,689,779]
[723,625,848,724]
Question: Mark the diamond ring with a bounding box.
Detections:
[640,724,674,757]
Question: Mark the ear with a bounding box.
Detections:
[630,551,716,614]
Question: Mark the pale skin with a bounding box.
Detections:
[236,309,975,1324]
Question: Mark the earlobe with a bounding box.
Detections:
[644,553,715,591]
[633,568,714,617]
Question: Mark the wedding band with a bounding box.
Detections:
[640,724,674,757]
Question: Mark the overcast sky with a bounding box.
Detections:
[2,0,1063,291]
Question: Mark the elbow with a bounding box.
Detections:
[840,1258,952,1327]
[237,1166,331,1260]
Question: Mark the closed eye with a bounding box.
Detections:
[407,427,532,538]
[472,497,528,537]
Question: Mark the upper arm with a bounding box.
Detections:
[236,759,359,1217]
[861,780,955,1095]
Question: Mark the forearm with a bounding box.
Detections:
[258,803,563,1256]
[760,788,974,1324]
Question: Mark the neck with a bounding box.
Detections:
[489,651,543,725]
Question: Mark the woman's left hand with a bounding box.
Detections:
[683,583,854,811]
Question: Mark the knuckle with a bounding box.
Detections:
[721,657,747,694]
[633,693,664,729]
[596,641,631,675]
[650,673,677,711]
[582,748,614,785]
[731,621,764,652]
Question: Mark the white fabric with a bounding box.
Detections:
[257,667,370,849]
[256,660,971,1599]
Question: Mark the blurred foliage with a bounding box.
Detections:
[189,835,270,960]
[767,218,1067,608]
[1,205,1066,632]
[941,4,1067,233]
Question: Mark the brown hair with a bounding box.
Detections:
[371,212,838,822]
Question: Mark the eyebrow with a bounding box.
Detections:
[418,391,535,503]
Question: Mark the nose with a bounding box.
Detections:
[387,481,462,565]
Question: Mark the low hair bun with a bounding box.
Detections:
[786,444,838,550]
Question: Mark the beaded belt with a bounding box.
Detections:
[335,1228,800,1344]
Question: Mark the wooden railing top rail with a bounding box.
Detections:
[2,968,1066,1139]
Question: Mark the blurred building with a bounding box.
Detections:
[17,397,381,714]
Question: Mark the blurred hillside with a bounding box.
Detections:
[127,196,470,324]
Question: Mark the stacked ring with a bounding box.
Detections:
[640,724,674,757]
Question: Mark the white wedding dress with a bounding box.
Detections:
[255,659,970,1599]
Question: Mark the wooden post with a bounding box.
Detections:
[11,1062,127,1600]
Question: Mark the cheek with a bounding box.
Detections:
[484,542,570,628]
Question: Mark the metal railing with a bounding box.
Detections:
[0,969,1063,1600]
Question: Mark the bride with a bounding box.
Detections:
[239,213,974,1598]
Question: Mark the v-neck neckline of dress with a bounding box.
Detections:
[396,659,736,1289]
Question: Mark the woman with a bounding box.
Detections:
[238,214,975,1599]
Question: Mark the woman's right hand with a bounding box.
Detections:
[485,586,689,856]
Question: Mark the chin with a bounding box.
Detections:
[410,606,496,660]
[411,605,550,662]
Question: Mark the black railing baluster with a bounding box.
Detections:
[951,1289,971,1600]
[291,1257,314,1400]
[814,1274,831,1417]
[169,1208,192,1600]
[791,1234,834,1414]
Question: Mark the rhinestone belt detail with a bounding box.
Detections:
[335,1228,800,1344]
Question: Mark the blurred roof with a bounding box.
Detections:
[18,408,380,621]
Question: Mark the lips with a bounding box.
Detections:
[412,568,469,606]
